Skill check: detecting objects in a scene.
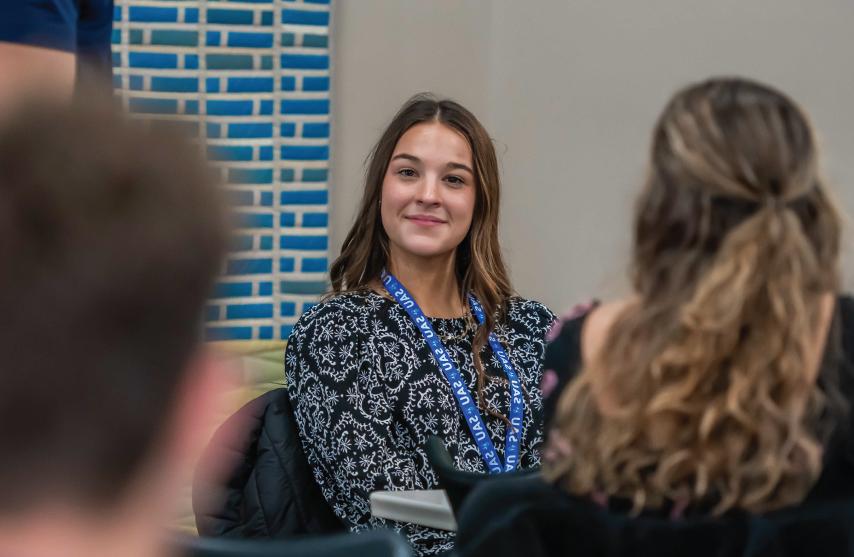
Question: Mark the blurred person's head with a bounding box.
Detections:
[0,101,228,557]
[330,93,513,419]
[547,77,842,515]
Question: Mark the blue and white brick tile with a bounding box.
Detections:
[113,0,332,342]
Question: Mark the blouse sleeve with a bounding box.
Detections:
[511,300,558,469]
[285,302,430,531]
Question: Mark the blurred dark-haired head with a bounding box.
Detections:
[0,100,228,514]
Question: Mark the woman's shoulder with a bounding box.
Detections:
[288,290,387,340]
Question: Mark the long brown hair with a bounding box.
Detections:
[330,93,514,420]
[545,77,842,514]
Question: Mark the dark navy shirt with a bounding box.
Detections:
[0,0,114,78]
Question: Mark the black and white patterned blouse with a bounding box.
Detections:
[285,290,556,555]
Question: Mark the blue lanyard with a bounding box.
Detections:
[382,272,524,473]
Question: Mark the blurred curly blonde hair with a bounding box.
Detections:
[545,77,842,515]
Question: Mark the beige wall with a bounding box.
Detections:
[332,0,854,312]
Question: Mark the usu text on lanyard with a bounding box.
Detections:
[382,272,524,473]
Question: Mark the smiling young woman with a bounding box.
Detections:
[285,94,556,555]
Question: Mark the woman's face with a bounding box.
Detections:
[381,122,476,263]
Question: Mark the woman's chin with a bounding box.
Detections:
[394,241,458,261]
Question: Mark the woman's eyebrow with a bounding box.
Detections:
[446,161,474,174]
[390,153,420,164]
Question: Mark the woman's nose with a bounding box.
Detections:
[414,174,440,205]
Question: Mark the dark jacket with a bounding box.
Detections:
[454,474,854,557]
[193,388,344,538]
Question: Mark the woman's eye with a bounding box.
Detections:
[397,168,417,178]
[445,175,465,186]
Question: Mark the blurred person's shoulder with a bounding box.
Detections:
[580,299,633,362]
[0,0,114,71]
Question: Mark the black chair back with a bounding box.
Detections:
[424,435,539,515]
[193,389,343,537]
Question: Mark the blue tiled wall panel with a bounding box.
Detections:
[128,97,178,114]
[280,54,328,70]
[229,122,274,139]
[302,34,328,48]
[282,10,329,26]
[208,145,254,162]
[115,0,332,342]
[226,303,274,320]
[279,258,295,272]
[227,77,274,93]
[279,213,296,227]
[279,236,327,251]
[208,8,254,25]
[303,168,328,182]
[151,30,198,46]
[281,98,329,114]
[302,258,328,272]
[207,99,255,116]
[281,145,328,161]
[280,190,328,205]
[280,76,297,90]
[129,6,178,22]
[228,32,274,48]
[151,77,198,93]
[226,258,273,276]
[206,54,254,70]
[129,52,177,69]
[229,168,274,184]
[303,122,330,138]
[280,281,328,295]
[303,76,329,91]
[206,326,253,341]
[212,282,253,299]
[280,123,296,137]
[236,212,274,229]
[302,212,328,227]
[206,31,222,47]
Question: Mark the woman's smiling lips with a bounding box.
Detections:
[404,214,447,227]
